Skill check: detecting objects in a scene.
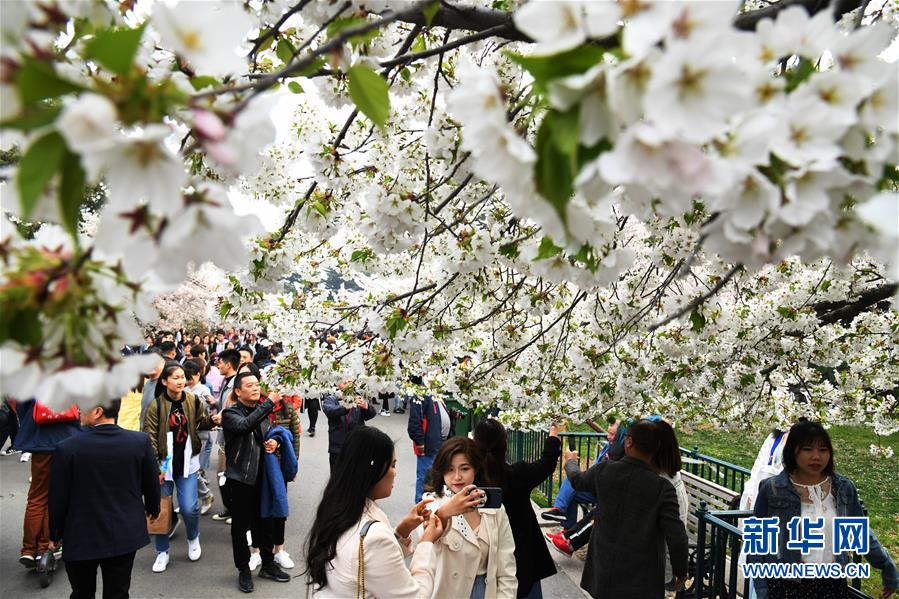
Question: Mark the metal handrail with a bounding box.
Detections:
[508,429,751,505]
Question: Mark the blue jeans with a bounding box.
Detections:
[198,432,213,471]
[469,574,487,599]
[554,479,596,529]
[155,472,199,552]
[415,454,435,503]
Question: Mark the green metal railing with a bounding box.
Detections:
[508,429,751,505]
[693,506,872,599]
[680,446,749,495]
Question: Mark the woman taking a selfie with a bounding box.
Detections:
[751,420,898,599]
[304,427,444,598]
[424,436,517,599]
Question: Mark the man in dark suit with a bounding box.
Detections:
[563,419,688,599]
[49,398,160,599]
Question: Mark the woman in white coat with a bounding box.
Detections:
[304,427,460,598]
[425,437,517,599]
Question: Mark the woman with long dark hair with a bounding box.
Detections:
[652,420,689,590]
[142,362,215,573]
[751,421,898,599]
[473,419,562,599]
[304,427,445,597]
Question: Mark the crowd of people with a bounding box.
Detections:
[1,329,897,599]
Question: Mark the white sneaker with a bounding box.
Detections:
[274,550,294,569]
[20,452,31,462]
[188,536,201,561]
[152,551,169,573]
[248,551,262,571]
[380,410,391,417]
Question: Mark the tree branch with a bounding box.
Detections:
[403,3,531,42]
[648,264,744,332]
[813,282,898,325]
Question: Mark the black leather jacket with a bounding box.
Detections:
[222,398,274,485]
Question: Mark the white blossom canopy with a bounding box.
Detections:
[0,0,897,435]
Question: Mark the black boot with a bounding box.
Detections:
[259,562,290,582]
[238,569,254,593]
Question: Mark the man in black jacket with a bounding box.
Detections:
[48,398,160,599]
[222,371,290,593]
[563,419,688,599]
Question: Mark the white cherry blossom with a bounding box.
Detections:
[151,0,252,77]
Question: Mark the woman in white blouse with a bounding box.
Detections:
[304,427,449,598]
[425,437,518,599]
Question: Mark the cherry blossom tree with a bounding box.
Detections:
[152,263,226,332]
[0,0,896,435]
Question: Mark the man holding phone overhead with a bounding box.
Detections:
[321,381,377,473]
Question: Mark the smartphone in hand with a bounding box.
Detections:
[474,487,503,509]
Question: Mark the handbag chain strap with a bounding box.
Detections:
[356,520,378,599]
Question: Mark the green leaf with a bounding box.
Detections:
[577,138,613,171]
[689,309,706,333]
[292,56,327,77]
[347,65,390,127]
[16,131,67,219]
[535,236,563,260]
[350,248,373,262]
[327,16,367,37]
[508,45,605,93]
[785,58,816,92]
[0,104,62,132]
[219,301,233,320]
[549,107,579,156]
[534,111,575,220]
[498,242,520,259]
[777,306,797,320]
[386,314,407,339]
[288,81,304,94]
[327,17,381,47]
[412,35,427,54]
[256,32,276,54]
[58,152,86,237]
[878,164,899,191]
[422,0,441,25]
[85,25,145,75]
[189,76,219,91]
[276,38,295,64]
[1,308,42,346]
[15,58,83,104]
[312,201,328,216]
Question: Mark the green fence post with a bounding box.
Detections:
[695,501,708,599]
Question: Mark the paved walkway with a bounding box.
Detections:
[0,409,585,597]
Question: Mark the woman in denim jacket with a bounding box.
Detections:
[750,421,897,599]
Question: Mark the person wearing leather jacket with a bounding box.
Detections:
[221,371,290,592]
